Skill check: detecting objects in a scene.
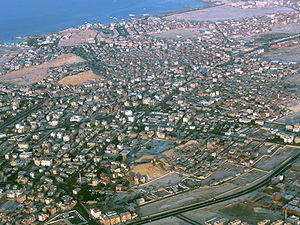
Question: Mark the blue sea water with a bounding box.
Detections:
[0,0,207,43]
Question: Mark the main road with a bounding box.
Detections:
[0,100,44,132]
[127,152,299,224]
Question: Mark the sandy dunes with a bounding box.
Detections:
[58,70,101,86]
[0,54,85,85]
[131,163,168,179]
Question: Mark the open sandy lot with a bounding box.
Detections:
[146,191,261,224]
[139,183,239,216]
[137,172,188,192]
[278,61,300,123]
[201,164,244,186]
[229,169,267,186]
[131,162,168,179]
[135,139,173,159]
[286,73,300,85]
[253,146,298,171]
[278,70,300,123]
[219,201,282,224]
[165,5,293,22]
[263,44,300,63]
[139,148,296,218]
[0,50,20,65]
[152,28,201,39]
[277,100,300,124]
[147,216,189,225]
[58,70,101,85]
[58,29,99,47]
[244,22,300,42]
[0,53,85,85]
[270,22,300,34]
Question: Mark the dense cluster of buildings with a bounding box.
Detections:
[0,0,300,224]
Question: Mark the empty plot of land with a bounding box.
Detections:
[139,183,238,216]
[286,73,300,85]
[181,192,259,224]
[0,54,85,85]
[58,70,101,86]
[134,155,156,163]
[229,169,267,186]
[136,139,173,159]
[131,162,168,179]
[152,28,201,39]
[287,99,300,114]
[58,29,99,47]
[263,44,300,62]
[278,98,300,124]
[0,50,20,65]
[244,22,300,41]
[253,146,298,171]
[182,208,218,224]
[220,202,282,224]
[165,6,293,22]
[271,22,300,34]
[147,216,189,225]
[201,164,244,186]
[138,172,187,192]
[279,73,300,124]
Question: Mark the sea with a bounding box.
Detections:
[0,0,208,43]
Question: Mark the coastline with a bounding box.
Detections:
[0,1,213,46]
[153,2,218,18]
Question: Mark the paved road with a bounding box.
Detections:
[0,101,44,132]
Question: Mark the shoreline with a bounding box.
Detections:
[1,1,215,46]
[153,2,218,18]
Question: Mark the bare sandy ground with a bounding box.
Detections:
[139,145,297,217]
[146,191,276,225]
[271,22,300,34]
[0,54,85,85]
[139,183,239,216]
[0,50,20,65]
[131,162,168,179]
[135,155,156,163]
[278,101,300,124]
[288,101,300,113]
[201,164,244,186]
[263,44,300,62]
[243,22,300,41]
[277,73,300,124]
[58,70,101,86]
[151,28,201,39]
[58,29,99,47]
[286,73,300,85]
[137,172,187,192]
[165,5,293,22]
[253,146,297,171]
[147,216,189,225]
